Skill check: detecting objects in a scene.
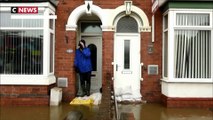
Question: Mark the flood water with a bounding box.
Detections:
[0,103,212,120]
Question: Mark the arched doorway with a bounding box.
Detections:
[65,2,104,95]
[77,17,102,94]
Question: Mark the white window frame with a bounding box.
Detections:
[162,11,169,79]
[0,3,56,85]
[162,9,213,83]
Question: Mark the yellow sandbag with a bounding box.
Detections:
[70,97,94,105]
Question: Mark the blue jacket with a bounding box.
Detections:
[74,48,92,73]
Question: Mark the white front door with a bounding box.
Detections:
[81,36,102,93]
[114,33,141,100]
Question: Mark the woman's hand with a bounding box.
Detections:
[80,42,85,48]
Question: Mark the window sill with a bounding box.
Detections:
[161,78,213,83]
[0,74,56,85]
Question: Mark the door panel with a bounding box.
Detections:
[81,36,102,93]
[114,34,141,100]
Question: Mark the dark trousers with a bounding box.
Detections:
[79,71,91,96]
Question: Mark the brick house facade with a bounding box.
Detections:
[0,0,212,108]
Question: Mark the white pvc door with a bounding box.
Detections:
[114,33,141,100]
[81,36,102,93]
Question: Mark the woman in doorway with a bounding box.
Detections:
[74,39,92,96]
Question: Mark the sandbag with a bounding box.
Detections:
[70,97,94,105]
[70,92,102,105]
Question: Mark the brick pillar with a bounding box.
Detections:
[102,31,114,86]
[140,31,162,103]
[55,31,77,102]
[93,31,114,119]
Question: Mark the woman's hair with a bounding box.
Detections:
[79,39,86,46]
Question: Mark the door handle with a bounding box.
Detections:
[116,64,119,71]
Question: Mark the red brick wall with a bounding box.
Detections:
[0,85,54,106]
[54,0,163,103]
[55,30,77,102]
[102,31,114,86]
[0,0,163,106]
[55,1,81,102]
[140,8,163,102]
[161,94,213,108]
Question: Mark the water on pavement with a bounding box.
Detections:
[0,103,212,120]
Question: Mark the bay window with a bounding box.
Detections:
[161,9,213,98]
[163,10,212,80]
[0,3,56,85]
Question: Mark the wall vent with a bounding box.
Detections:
[148,65,158,75]
[57,77,68,87]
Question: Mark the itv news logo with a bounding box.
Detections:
[11,7,38,14]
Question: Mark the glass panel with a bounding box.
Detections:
[88,44,97,71]
[117,16,138,33]
[49,14,54,29]
[174,30,211,78]
[0,35,3,73]
[23,19,43,27]
[163,31,168,77]
[164,15,168,30]
[50,33,54,73]
[124,40,130,69]
[81,22,102,33]
[0,30,43,74]
[176,13,210,26]
[0,12,43,28]
[0,12,22,27]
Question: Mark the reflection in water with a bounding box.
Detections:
[0,103,212,120]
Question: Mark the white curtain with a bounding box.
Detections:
[0,12,43,74]
[175,13,211,78]
[176,13,209,26]
[0,30,43,74]
[175,30,211,78]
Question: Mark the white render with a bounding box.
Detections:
[161,80,213,98]
[66,1,151,32]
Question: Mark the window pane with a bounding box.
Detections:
[176,13,210,26]
[50,33,53,73]
[49,19,54,29]
[0,12,22,27]
[81,22,102,33]
[163,31,168,77]
[0,30,43,74]
[0,12,43,28]
[23,19,43,27]
[117,16,138,33]
[124,40,130,69]
[174,30,211,78]
[49,14,54,29]
[164,14,168,30]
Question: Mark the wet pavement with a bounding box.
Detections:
[0,102,212,120]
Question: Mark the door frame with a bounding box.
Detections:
[80,36,102,92]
